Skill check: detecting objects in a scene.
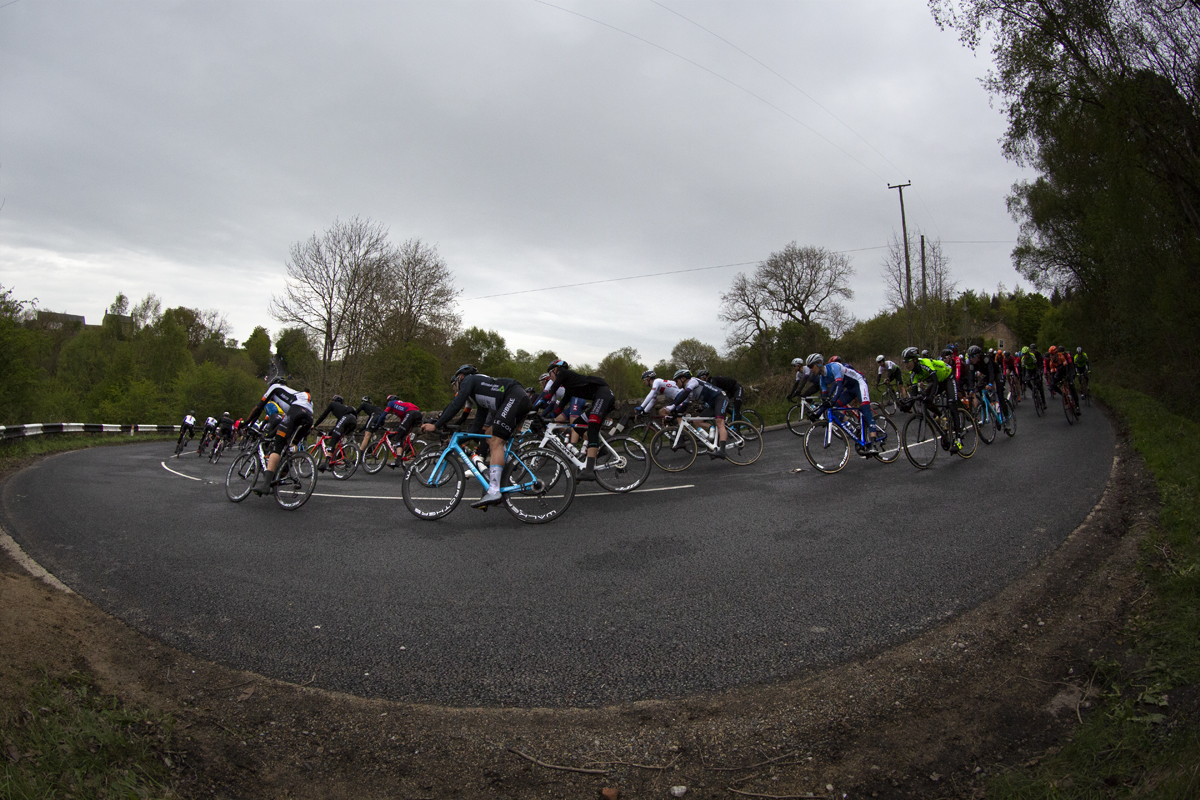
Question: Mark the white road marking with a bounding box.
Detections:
[161,461,203,481]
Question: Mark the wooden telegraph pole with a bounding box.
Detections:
[888,182,913,344]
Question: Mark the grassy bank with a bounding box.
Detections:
[991,384,1200,797]
[0,433,174,473]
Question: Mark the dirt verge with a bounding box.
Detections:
[0,418,1155,799]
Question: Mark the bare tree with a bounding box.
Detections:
[270,217,392,396]
[375,238,462,346]
[880,231,956,348]
[719,272,774,372]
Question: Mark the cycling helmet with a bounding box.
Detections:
[1076,346,1082,353]
[362,396,371,404]
[189,410,195,416]
[546,359,568,372]
[941,348,954,358]
[222,411,230,417]
[791,357,803,367]
[386,394,397,404]
[920,349,929,357]
[805,353,824,367]
[1047,345,1058,354]
[332,394,344,404]
[876,354,885,363]
[641,369,656,381]
[696,367,710,379]
[673,368,692,381]
[828,356,841,364]
[454,364,478,378]
[1021,346,1029,354]
[901,346,920,361]
[966,345,982,358]
[539,372,551,382]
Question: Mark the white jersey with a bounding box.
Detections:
[638,379,679,413]
[261,383,314,414]
[878,360,898,375]
[183,414,196,427]
[204,416,218,428]
[843,366,871,402]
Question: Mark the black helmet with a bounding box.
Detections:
[966,345,983,358]
[901,346,919,361]
[547,359,568,373]
[332,394,344,404]
[454,364,477,377]
[641,369,656,381]
[386,394,398,404]
[696,367,710,379]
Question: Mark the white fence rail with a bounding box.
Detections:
[0,423,179,441]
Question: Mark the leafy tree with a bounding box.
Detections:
[449,327,512,377]
[243,326,272,377]
[670,338,720,373]
[596,347,647,401]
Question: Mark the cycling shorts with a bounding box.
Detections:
[567,397,587,418]
[271,406,313,455]
[333,413,357,436]
[366,412,387,431]
[484,388,532,441]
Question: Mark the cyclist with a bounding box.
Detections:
[875,355,905,398]
[637,369,679,416]
[177,410,197,451]
[312,395,358,468]
[1047,346,1081,414]
[421,365,531,507]
[696,368,744,422]
[902,346,964,448]
[1074,347,1090,384]
[243,381,315,495]
[664,368,729,459]
[808,353,880,453]
[355,396,386,455]
[966,345,1010,420]
[537,360,615,481]
[1020,346,1044,407]
[199,414,219,452]
[216,411,235,449]
[786,357,820,402]
[384,394,423,453]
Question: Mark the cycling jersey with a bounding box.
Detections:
[437,374,528,439]
[909,358,953,384]
[816,362,870,402]
[638,379,679,413]
[876,361,902,385]
[788,367,819,399]
[248,383,314,423]
[182,414,196,429]
[385,398,420,419]
[203,416,218,431]
[669,377,726,414]
[314,399,358,431]
[217,415,235,435]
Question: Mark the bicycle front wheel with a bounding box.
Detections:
[362,439,389,474]
[739,409,764,434]
[225,452,259,502]
[330,446,359,480]
[952,410,979,458]
[976,403,997,445]
[786,404,811,436]
[402,451,465,520]
[724,421,763,466]
[803,422,850,474]
[649,427,698,472]
[872,415,900,463]
[502,447,575,523]
[1063,392,1076,425]
[275,451,318,509]
[595,435,651,493]
[901,415,939,469]
[1003,408,1017,437]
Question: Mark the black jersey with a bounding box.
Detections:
[541,369,609,403]
[314,400,357,427]
[434,374,525,428]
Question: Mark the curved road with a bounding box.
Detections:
[0,407,1115,707]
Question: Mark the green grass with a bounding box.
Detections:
[0,673,176,799]
[988,384,1200,798]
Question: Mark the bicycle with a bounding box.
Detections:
[1059,377,1081,424]
[401,418,575,524]
[225,431,318,509]
[196,430,215,457]
[1025,375,1046,417]
[209,433,232,464]
[521,420,650,493]
[306,431,360,480]
[625,413,670,451]
[648,414,762,472]
[973,385,1016,444]
[802,402,900,474]
[785,395,822,436]
[899,395,980,470]
[1078,371,1091,407]
[727,405,764,434]
[877,381,905,416]
[360,428,427,475]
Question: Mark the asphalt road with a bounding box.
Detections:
[1,404,1116,707]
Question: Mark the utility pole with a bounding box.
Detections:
[888,182,913,344]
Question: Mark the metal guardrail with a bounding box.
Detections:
[0,423,180,441]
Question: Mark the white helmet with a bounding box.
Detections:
[876,354,885,363]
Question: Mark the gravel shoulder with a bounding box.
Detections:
[0,412,1153,799]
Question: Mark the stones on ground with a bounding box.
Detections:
[669,787,687,797]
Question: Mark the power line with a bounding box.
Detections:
[465,260,759,301]
[530,0,889,182]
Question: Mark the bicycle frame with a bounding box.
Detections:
[369,429,420,463]
[423,430,542,495]
[817,404,873,448]
[529,422,621,469]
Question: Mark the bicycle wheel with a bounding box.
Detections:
[272,450,317,509]
[362,438,389,474]
[330,445,358,480]
[1003,407,1017,437]
[594,435,651,493]
[871,415,900,463]
[1063,391,1075,425]
[901,414,939,469]
[724,421,763,466]
[952,409,979,458]
[225,452,259,502]
[624,422,659,455]
[1033,389,1045,417]
[975,402,997,445]
[881,388,899,416]
[649,426,698,472]
[738,408,764,434]
[1080,376,1091,406]
[802,421,849,473]
[786,404,811,436]
[502,447,575,523]
[402,451,466,520]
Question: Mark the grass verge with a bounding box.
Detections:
[989,384,1200,797]
[0,434,175,473]
[0,672,176,799]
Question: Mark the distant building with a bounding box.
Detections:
[102,313,135,336]
[33,310,86,330]
[978,320,1018,351]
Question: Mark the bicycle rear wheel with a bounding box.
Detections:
[595,435,651,493]
[871,415,900,463]
[976,402,997,445]
[738,409,764,434]
[649,427,697,472]
[402,451,466,520]
[786,404,811,436]
[1063,392,1075,425]
[724,421,763,466]
[503,448,575,523]
[330,445,359,480]
[225,452,259,502]
[803,422,850,474]
[952,410,979,458]
[901,415,939,469]
[1003,407,1017,437]
[274,451,317,509]
[362,438,389,474]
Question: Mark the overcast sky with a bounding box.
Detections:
[0,0,1028,366]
